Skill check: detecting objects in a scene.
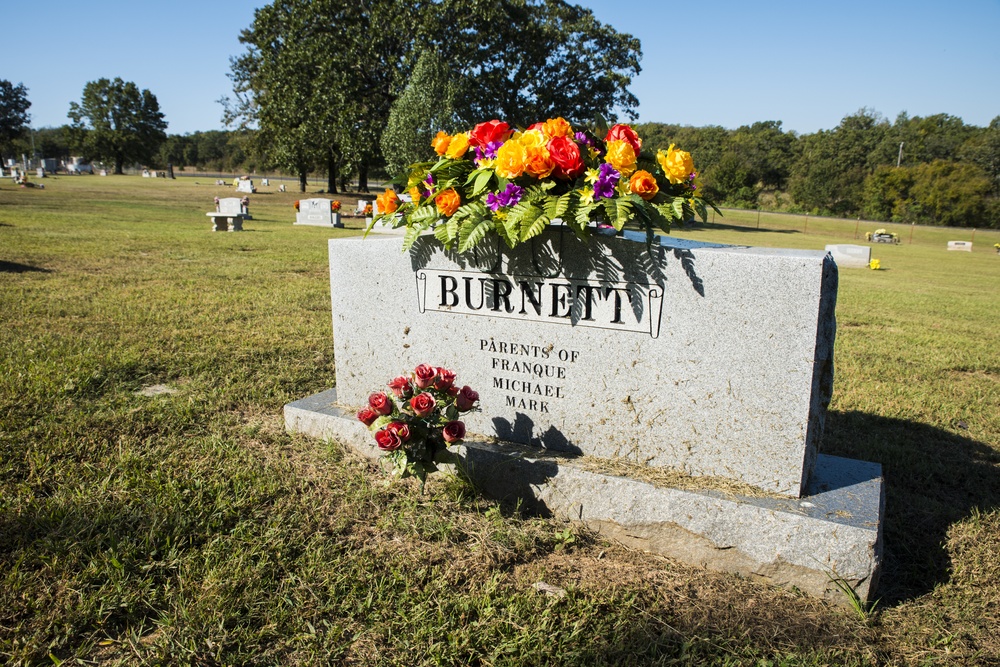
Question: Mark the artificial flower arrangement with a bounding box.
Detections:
[293,200,300,212]
[331,200,342,213]
[370,118,714,253]
[357,363,480,487]
[869,258,881,270]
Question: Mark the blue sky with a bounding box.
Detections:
[6,0,998,136]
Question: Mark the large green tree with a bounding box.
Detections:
[68,78,167,174]
[227,0,641,190]
[0,80,31,162]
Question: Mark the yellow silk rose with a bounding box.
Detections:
[628,170,659,200]
[604,140,637,176]
[518,129,546,150]
[431,131,451,156]
[657,144,695,184]
[445,133,471,159]
[495,140,527,178]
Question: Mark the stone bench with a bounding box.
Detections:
[208,197,249,232]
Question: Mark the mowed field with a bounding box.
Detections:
[1,174,998,665]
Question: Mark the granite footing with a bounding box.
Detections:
[284,388,884,605]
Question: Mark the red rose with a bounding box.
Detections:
[456,386,479,412]
[368,392,393,416]
[414,364,437,389]
[386,421,411,442]
[469,120,512,148]
[442,421,466,443]
[447,386,460,397]
[526,122,546,133]
[547,136,585,180]
[410,392,436,417]
[388,375,413,399]
[357,407,378,426]
[605,124,642,156]
[374,429,402,451]
[434,367,456,390]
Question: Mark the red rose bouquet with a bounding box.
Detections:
[371,118,716,254]
[357,364,480,487]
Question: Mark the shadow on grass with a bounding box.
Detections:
[822,410,1000,605]
[682,221,801,235]
[0,260,52,273]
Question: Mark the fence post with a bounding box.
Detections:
[756,208,761,229]
[909,222,914,245]
[854,217,860,240]
[804,213,808,233]
[971,228,977,243]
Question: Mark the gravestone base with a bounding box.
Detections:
[285,388,884,605]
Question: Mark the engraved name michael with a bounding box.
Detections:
[415,269,663,337]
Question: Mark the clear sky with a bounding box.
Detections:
[5,0,998,136]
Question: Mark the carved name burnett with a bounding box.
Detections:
[415,269,663,337]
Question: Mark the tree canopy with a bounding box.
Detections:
[68,78,167,174]
[0,80,31,161]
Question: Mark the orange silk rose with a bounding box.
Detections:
[431,131,451,156]
[376,188,399,214]
[445,133,471,159]
[523,146,556,179]
[629,170,659,200]
[542,117,573,139]
[435,188,461,217]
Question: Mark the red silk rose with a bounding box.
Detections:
[605,124,642,156]
[434,367,456,390]
[442,421,466,443]
[469,120,512,147]
[374,429,402,451]
[547,136,585,180]
[388,375,413,399]
[368,392,392,416]
[456,386,479,412]
[386,421,411,442]
[414,363,437,389]
[410,392,436,417]
[357,407,378,426]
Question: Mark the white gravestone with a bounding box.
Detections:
[295,198,343,228]
[236,179,254,194]
[825,244,871,269]
[947,241,972,252]
[285,229,884,603]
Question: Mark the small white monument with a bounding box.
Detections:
[825,244,871,269]
[947,241,972,252]
[294,198,343,228]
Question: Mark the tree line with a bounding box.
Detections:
[1,0,997,228]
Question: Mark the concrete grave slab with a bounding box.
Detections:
[285,388,884,604]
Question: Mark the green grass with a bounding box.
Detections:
[1,175,998,665]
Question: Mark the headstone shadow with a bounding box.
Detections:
[822,410,1000,605]
[0,260,52,273]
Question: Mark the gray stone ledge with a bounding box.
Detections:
[285,388,884,604]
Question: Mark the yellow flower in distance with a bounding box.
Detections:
[431,131,451,156]
[605,140,637,176]
[495,140,527,179]
[869,259,881,270]
[657,144,695,184]
[446,133,471,159]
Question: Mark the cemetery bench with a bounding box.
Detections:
[208,197,249,232]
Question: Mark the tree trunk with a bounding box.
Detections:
[298,170,307,193]
[327,154,338,194]
[358,160,369,193]
[114,155,124,175]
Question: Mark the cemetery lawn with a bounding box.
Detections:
[1,175,998,666]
